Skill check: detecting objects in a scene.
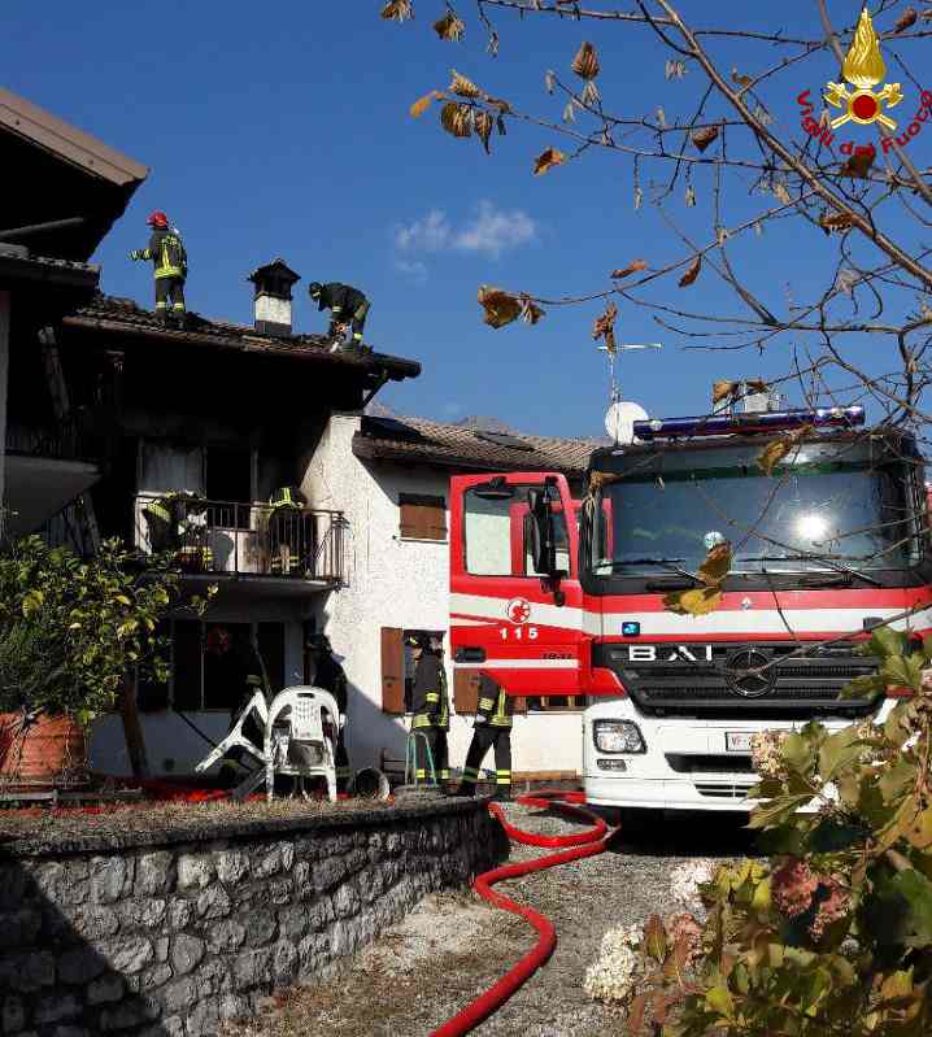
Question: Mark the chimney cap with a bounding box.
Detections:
[248,258,301,298]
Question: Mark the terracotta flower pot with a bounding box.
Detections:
[0,712,88,790]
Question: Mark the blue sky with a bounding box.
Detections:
[3,2,925,437]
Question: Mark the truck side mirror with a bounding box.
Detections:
[527,487,559,577]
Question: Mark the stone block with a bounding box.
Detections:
[154,937,169,964]
[8,951,54,992]
[194,958,230,1000]
[1,996,25,1034]
[333,881,361,920]
[252,842,294,880]
[185,996,220,1037]
[344,848,369,876]
[195,884,231,921]
[32,861,89,906]
[33,993,80,1026]
[0,910,40,951]
[272,940,298,985]
[268,877,293,906]
[134,853,174,897]
[297,932,329,974]
[307,896,335,932]
[311,856,347,893]
[167,898,194,931]
[176,854,215,892]
[139,963,172,992]
[98,999,159,1031]
[232,947,272,992]
[101,935,154,974]
[119,898,166,930]
[207,920,245,954]
[242,911,277,948]
[86,973,125,1005]
[70,905,120,941]
[89,856,134,905]
[292,861,313,899]
[214,849,250,886]
[170,933,205,976]
[277,905,310,943]
[58,946,107,985]
[159,977,197,1016]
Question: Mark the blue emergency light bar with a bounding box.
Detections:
[632,405,865,441]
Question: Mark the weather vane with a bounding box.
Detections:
[597,340,662,445]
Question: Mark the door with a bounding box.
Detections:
[450,472,586,697]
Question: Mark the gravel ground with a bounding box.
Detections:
[222,803,754,1037]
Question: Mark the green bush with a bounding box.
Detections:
[599,628,932,1034]
[0,536,198,724]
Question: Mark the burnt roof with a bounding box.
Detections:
[62,295,421,382]
[0,87,147,260]
[0,244,99,291]
[353,414,605,474]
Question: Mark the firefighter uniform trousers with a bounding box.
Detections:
[460,676,513,794]
[411,653,450,784]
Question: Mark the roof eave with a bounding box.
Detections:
[351,434,585,475]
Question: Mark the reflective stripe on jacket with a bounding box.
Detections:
[410,654,449,731]
[477,674,512,729]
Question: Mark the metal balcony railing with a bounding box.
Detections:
[134,494,346,584]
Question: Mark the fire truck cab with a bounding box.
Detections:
[449,406,931,811]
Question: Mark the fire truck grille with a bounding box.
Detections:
[593,642,882,718]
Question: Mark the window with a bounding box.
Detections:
[399,494,447,541]
[139,441,203,495]
[463,484,569,576]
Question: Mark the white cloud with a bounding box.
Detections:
[393,257,429,283]
[394,200,537,261]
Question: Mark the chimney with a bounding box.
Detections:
[248,258,300,337]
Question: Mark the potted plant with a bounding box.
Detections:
[0,535,194,789]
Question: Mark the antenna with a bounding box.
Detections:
[597,341,662,444]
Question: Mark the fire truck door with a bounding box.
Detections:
[449,472,585,697]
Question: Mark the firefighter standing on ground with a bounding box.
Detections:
[308,281,371,351]
[408,633,450,787]
[308,634,351,793]
[457,674,513,800]
[130,211,187,323]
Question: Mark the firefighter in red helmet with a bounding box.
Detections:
[130,211,188,324]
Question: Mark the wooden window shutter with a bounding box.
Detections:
[380,627,405,714]
[399,495,447,541]
[453,670,481,714]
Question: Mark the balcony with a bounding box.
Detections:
[134,494,346,589]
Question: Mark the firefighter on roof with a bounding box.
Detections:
[408,632,450,788]
[308,634,351,793]
[457,674,513,801]
[308,281,371,352]
[130,211,187,324]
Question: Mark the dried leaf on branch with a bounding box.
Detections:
[440,102,473,138]
[519,295,546,325]
[410,91,442,118]
[478,286,523,329]
[665,60,688,80]
[819,211,857,234]
[533,147,567,175]
[679,255,702,287]
[757,426,811,475]
[591,301,619,352]
[572,41,600,80]
[610,259,648,280]
[841,150,875,178]
[381,0,413,22]
[894,7,918,33]
[732,67,753,88]
[712,379,738,404]
[449,70,482,98]
[474,110,494,153]
[664,542,732,616]
[773,182,792,205]
[433,11,465,41]
[691,125,720,153]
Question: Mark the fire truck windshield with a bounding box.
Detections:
[588,439,922,579]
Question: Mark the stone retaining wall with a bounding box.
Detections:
[0,799,501,1036]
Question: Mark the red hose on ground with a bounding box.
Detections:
[430,789,615,1037]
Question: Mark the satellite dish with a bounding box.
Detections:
[605,401,649,445]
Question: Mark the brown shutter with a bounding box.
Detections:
[380,627,405,714]
[399,496,447,541]
[513,696,527,714]
[454,670,481,713]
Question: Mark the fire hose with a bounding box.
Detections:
[430,789,616,1037]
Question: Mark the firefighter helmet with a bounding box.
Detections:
[147,210,169,228]
[308,281,323,299]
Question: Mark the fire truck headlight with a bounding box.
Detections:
[593,719,646,754]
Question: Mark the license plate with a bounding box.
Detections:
[725,732,753,753]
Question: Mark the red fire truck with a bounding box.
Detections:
[449,405,931,811]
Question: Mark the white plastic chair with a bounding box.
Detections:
[194,686,341,802]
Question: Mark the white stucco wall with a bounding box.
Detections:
[302,413,584,779]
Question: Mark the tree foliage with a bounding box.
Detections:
[0,536,206,724]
